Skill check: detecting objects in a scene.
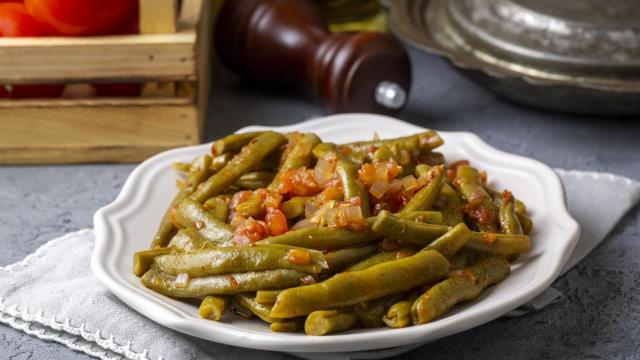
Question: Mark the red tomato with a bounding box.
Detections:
[93,83,141,97]
[0,2,44,36]
[0,3,64,98]
[25,0,137,36]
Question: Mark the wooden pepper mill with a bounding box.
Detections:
[215,0,411,115]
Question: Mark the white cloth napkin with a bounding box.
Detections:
[1,169,638,360]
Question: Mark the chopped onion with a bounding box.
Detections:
[369,179,389,199]
[374,162,389,184]
[314,159,335,187]
[175,273,190,288]
[342,205,364,225]
[304,201,318,219]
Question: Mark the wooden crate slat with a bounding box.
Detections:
[0,99,198,164]
[0,34,196,83]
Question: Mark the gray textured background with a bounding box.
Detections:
[1,48,639,359]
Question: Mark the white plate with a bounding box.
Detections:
[92,114,580,353]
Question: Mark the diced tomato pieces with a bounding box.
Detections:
[265,208,288,236]
[277,168,322,196]
[232,217,268,245]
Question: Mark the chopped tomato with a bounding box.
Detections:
[25,0,138,36]
[277,168,321,196]
[232,217,268,245]
[265,208,288,236]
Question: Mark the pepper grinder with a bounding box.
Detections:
[215,0,411,115]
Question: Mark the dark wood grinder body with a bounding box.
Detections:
[215,0,411,114]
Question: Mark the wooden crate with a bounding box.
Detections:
[0,0,219,164]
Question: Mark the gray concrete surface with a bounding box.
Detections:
[1,48,639,359]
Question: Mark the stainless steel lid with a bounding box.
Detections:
[388,0,640,114]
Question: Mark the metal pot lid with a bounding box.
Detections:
[387,0,640,93]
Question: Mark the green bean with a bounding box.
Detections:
[191,131,287,203]
[322,244,378,275]
[371,144,394,162]
[171,162,191,173]
[199,296,227,321]
[345,248,417,272]
[235,172,276,190]
[355,292,407,328]
[232,293,305,331]
[414,164,430,178]
[499,191,523,235]
[232,293,279,323]
[235,192,263,218]
[423,223,472,259]
[174,198,234,245]
[203,196,229,222]
[210,153,233,172]
[271,318,305,333]
[383,291,421,328]
[255,290,282,305]
[411,257,510,324]
[371,210,446,245]
[448,251,482,271]
[312,142,339,161]
[269,250,449,318]
[167,228,215,252]
[133,248,172,276]
[211,131,264,156]
[452,165,499,232]
[269,133,321,190]
[399,211,443,225]
[517,212,534,235]
[418,150,445,166]
[230,297,255,319]
[254,150,282,172]
[336,159,370,217]
[151,154,212,248]
[437,184,465,226]
[403,165,445,212]
[153,245,328,276]
[305,309,360,336]
[372,211,530,255]
[257,226,379,250]
[465,233,530,255]
[343,134,421,157]
[141,268,308,298]
[281,197,311,219]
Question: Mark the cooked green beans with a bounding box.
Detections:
[203,196,229,223]
[383,291,420,328]
[141,268,308,298]
[151,154,212,248]
[235,172,276,190]
[336,159,371,217]
[322,244,379,275]
[269,250,449,318]
[257,226,379,250]
[133,248,171,276]
[154,245,327,276]
[402,165,445,212]
[192,131,287,203]
[411,257,510,324]
[372,211,530,255]
[452,165,499,232]
[138,129,534,335]
[167,228,214,252]
[199,296,227,321]
[305,309,359,336]
[211,131,264,156]
[173,198,234,246]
